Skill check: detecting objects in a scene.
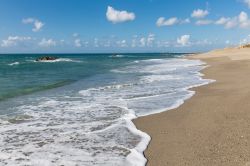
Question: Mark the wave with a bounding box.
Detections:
[113,58,205,74]
[8,62,20,66]
[27,58,82,63]
[141,74,180,83]
[109,54,125,58]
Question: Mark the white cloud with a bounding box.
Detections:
[33,20,44,32]
[215,12,250,29]
[177,35,190,46]
[1,36,32,47]
[243,0,250,8]
[215,17,230,25]
[191,9,209,19]
[128,34,156,47]
[195,20,213,25]
[132,34,155,47]
[239,11,248,22]
[106,6,135,23]
[139,38,146,47]
[116,40,127,47]
[147,34,155,46]
[156,17,178,26]
[22,18,44,32]
[239,11,250,28]
[38,38,56,47]
[156,17,190,27]
[74,39,82,47]
[224,17,238,29]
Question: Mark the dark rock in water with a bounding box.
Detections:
[36,56,58,61]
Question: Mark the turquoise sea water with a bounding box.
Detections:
[0,53,212,165]
[0,54,184,101]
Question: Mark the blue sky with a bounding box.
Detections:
[1,0,250,53]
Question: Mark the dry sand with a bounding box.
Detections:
[134,47,250,166]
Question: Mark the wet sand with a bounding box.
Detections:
[134,47,250,166]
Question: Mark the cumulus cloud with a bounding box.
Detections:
[1,36,32,47]
[133,34,156,47]
[215,17,230,25]
[225,18,238,29]
[238,11,250,28]
[239,11,248,22]
[22,18,44,32]
[106,6,135,23]
[116,40,127,47]
[74,39,82,47]
[177,35,190,46]
[156,17,178,26]
[139,38,146,47]
[243,0,250,8]
[147,34,155,46]
[156,17,190,27]
[38,38,56,47]
[215,11,250,29]
[191,9,209,18]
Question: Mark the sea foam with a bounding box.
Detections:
[0,57,213,166]
[8,62,20,66]
[36,58,82,63]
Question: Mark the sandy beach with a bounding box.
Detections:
[134,47,250,166]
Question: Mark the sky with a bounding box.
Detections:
[1,0,250,53]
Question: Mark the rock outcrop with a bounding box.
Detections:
[36,56,58,61]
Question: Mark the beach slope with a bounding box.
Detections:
[134,47,250,166]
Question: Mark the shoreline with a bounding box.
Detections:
[134,47,250,165]
[128,56,211,165]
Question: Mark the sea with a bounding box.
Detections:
[0,53,212,166]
